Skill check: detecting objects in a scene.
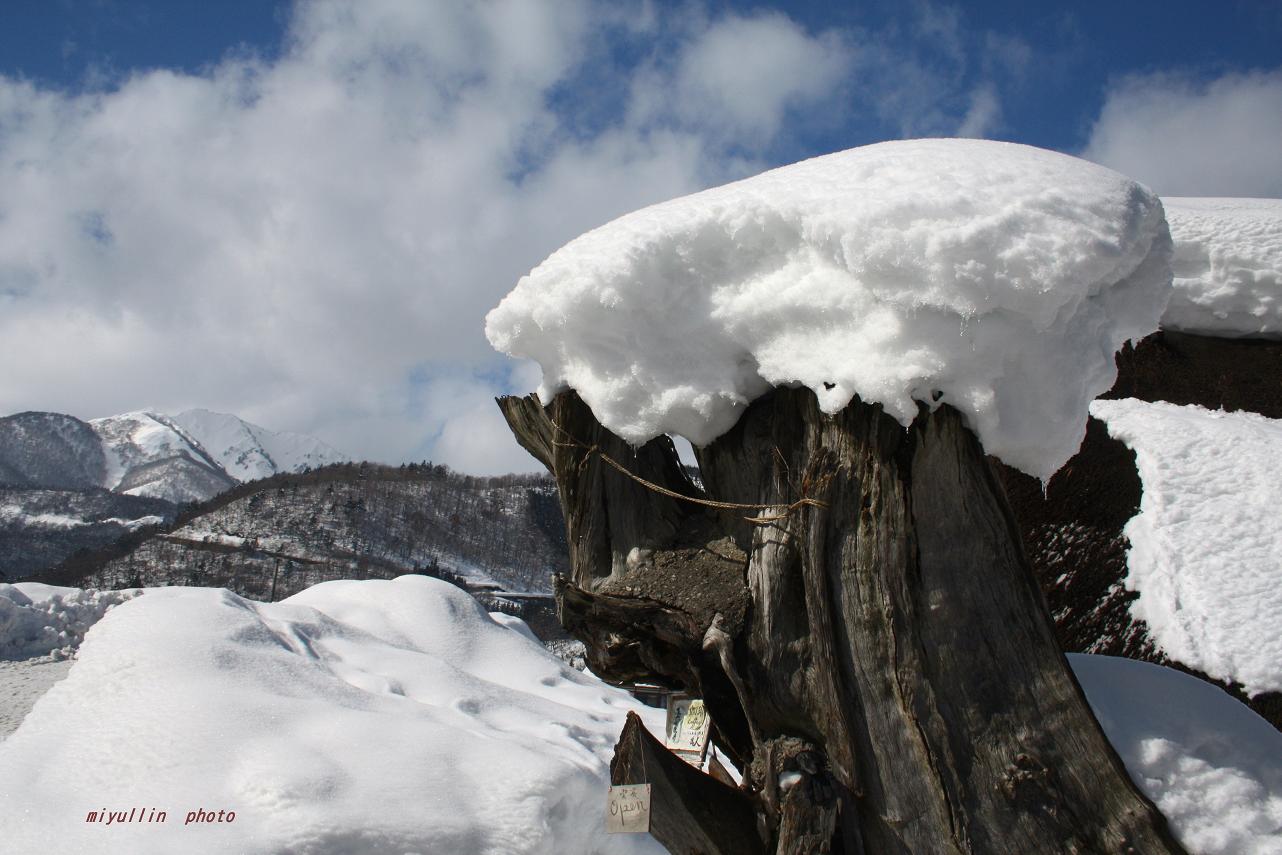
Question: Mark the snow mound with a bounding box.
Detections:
[1070,654,1282,855]
[0,576,665,855]
[1090,399,1282,695]
[1162,198,1282,339]
[0,583,138,661]
[487,139,1171,480]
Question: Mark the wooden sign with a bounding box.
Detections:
[665,696,711,754]
[606,783,651,833]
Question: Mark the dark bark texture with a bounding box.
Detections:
[499,388,1187,854]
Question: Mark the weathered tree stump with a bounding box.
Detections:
[499,387,1187,854]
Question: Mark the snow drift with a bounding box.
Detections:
[0,582,137,661]
[0,576,665,855]
[487,138,1172,481]
[1161,198,1282,339]
[1090,399,1282,696]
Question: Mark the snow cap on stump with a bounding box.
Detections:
[487,139,1172,481]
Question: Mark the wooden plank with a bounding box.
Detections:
[610,711,765,855]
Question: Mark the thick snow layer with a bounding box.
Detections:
[0,583,138,660]
[1162,198,1282,339]
[1071,654,1282,855]
[488,139,1171,480]
[1090,399,1282,695]
[0,577,666,855]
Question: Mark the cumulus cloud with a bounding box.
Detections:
[1083,69,1282,196]
[0,0,720,474]
[0,1,1021,473]
[629,11,852,143]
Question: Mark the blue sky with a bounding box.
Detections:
[6,1,1280,157]
[0,1,1279,471]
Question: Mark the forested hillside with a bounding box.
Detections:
[38,462,568,600]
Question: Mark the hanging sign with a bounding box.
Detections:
[606,783,651,833]
[665,695,712,757]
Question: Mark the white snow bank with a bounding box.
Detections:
[488,138,1171,481]
[0,576,665,855]
[1089,399,1282,695]
[0,583,138,661]
[1070,654,1282,855]
[1162,198,1282,339]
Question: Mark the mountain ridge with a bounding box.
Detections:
[2,408,346,505]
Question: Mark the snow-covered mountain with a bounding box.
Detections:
[1,409,346,505]
[170,408,346,482]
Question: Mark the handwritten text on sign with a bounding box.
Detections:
[606,784,651,833]
[665,697,711,753]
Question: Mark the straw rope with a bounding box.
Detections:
[549,421,827,525]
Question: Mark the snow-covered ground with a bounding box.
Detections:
[1090,399,1282,696]
[0,577,1278,854]
[0,657,72,740]
[488,138,1171,481]
[0,577,666,855]
[1162,198,1282,339]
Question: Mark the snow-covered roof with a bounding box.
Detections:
[1090,398,1282,696]
[488,139,1171,481]
[1160,197,1282,339]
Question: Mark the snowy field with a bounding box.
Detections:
[1162,198,1282,339]
[0,577,1278,854]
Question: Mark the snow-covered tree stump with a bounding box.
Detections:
[486,137,1186,853]
[499,387,1186,854]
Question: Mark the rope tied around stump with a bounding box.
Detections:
[549,421,829,526]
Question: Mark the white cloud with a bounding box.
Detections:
[0,1,1033,472]
[644,12,853,142]
[0,1,739,471]
[1083,69,1282,196]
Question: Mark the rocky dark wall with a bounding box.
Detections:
[1108,331,1282,417]
[998,330,1282,732]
